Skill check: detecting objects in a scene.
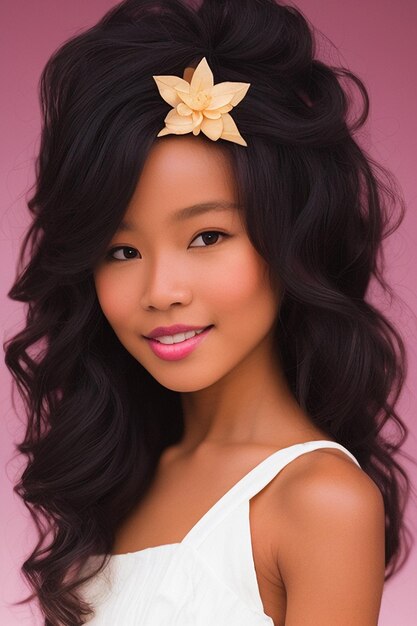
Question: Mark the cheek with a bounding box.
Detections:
[93,270,136,326]
[202,245,278,330]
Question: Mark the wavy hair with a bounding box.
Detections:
[4,0,414,623]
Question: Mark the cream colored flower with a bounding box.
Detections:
[153,56,250,146]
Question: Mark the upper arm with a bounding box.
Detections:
[274,451,386,626]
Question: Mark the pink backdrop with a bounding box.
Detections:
[1,1,416,623]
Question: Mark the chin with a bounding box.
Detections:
[140,366,225,394]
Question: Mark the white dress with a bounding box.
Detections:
[80,440,361,624]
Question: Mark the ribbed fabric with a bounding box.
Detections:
[81,440,361,624]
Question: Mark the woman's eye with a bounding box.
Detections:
[106,246,139,261]
[189,230,228,248]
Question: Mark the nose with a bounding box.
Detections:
[140,256,193,311]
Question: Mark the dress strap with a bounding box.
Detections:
[182,440,361,548]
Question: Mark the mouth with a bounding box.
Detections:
[144,324,214,342]
[144,325,214,361]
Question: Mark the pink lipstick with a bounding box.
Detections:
[145,325,213,361]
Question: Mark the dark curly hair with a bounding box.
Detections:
[4,0,415,623]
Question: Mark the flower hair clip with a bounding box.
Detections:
[152,56,250,146]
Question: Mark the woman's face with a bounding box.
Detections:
[93,136,281,392]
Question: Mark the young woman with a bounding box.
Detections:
[4,0,413,624]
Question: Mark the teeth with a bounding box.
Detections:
[155,328,206,344]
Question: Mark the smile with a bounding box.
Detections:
[145,325,214,361]
[153,328,207,344]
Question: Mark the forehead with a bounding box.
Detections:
[124,136,237,220]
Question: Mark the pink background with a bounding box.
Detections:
[1,1,416,623]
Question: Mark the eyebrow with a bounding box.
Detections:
[116,201,239,232]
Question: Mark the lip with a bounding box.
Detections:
[145,325,213,361]
[145,324,211,339]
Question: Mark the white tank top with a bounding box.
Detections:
[80,440,361,624]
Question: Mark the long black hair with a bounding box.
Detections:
[4,0,414,624]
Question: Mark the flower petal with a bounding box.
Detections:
[153,75,190,107]
[210,81,251,107]
[204,92,235,110]
[177,91,197,109]
[157,127,174,137]
[190,57,213,94]
[177,102,193,116]
[192,111,204,127]
[216,104,233,114]
[219,112,247,146]
[200,116,224,141]
[203,109,222,120]
[163,108,194,133]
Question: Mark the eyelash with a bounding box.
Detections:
[105,230,230,262]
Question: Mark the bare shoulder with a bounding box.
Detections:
[269,446,386,626]
[276,445,384,512]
